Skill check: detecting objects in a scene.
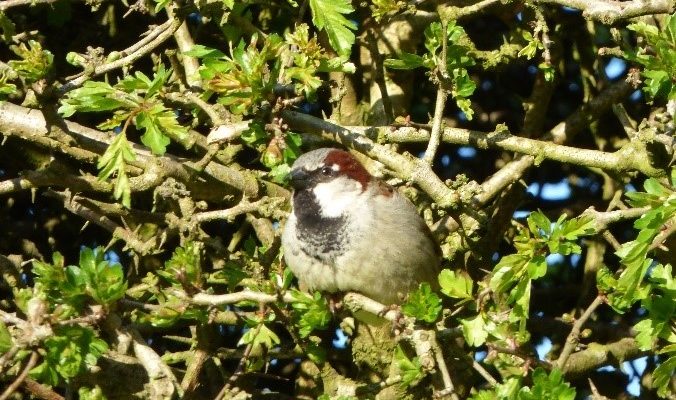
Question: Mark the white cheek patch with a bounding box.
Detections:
[312,177,362,218]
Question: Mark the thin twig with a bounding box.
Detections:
[430,330,459,400]
[422,16,449,165]
[193,197,285,223]
[214,324,262,400]
[0,351,39,400]
[23,378,65,400]
[60,17,183,92]
[556,295,605,369]
[648,216,676,252]
[471,360,498,387]
[47,190,155,255]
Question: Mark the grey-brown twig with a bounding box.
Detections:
[556,295,605,369]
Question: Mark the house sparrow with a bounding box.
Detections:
[282,148,441,305]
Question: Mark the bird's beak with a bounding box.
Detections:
[289,168,311,190]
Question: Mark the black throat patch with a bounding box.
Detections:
[292,189,348,260]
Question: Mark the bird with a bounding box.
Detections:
[281,148,441,305]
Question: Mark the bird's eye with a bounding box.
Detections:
[321,166,333,175]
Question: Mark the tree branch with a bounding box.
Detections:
[0,0,61,11]
[0,351,38,400]
[563,337,647,377]
[61,17,183,91]
[378,123,666,178]
[193,197,286,223]
[534,0,675,24]
[557,295,606,369]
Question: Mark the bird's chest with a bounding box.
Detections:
[292,190,354,261]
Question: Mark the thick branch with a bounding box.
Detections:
[0,0,61,10]
[563,338,646,377]
[534,0,675,24]
[0,102,259,197]
[380,125,666,177]
[166,3,201,88]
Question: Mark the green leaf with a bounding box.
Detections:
[624,14,676,101]
[97,132,136,208]
[608,257,652,311]
[453,68,476,97]
[596,265,617,295]
[306,342,327,364]
[76,247,127,305]
[653,354,676,397]
[290,290,332,337]
[153,0,171,13]
[8,40,53,82]
[308,0,356,57]
[539,63,555,81]
[237,323,280,351]
[528,211,551,236]
[135,109,172,155]
[460,314,488,346]
[517,368,575,400]
[78,386,107,400]
[184,44,227,59]
[0,320,12,354]
[0,12,16,43]
[163,242,203,288]
[30,326,108,385]
[394,345,424,388]
[401,282,442,323]
[438,269,473,300]
[384,52,425,70]
[633,319,657,350]
[526,255,547,280]
[471,377,521,400]
[58,81,129,117]
[212,263,248,291]
[489,253,530,294]
[508,278,531,326]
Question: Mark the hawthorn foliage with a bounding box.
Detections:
[0,0,674,399]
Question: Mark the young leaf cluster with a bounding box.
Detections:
[289,290,332,338]
[59,65,189,156]
[401,282,442,323]
[29,325,108,386]
[384,21,477,119]
[238,315,281,355]
[472,368,574,400]
[0,39,53,100]
[186,37,283,115]
[284,23,355,100]
[188,27,353,116]
[393,345,425,389]
[600,175,676,311]
[32,246,127,314]
[631,264,675,397]
[158,242,204,290]
[59,66,189,207]
[624,13,676,101]
[489,211,595,336]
